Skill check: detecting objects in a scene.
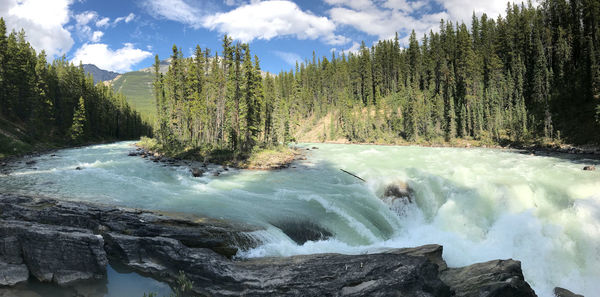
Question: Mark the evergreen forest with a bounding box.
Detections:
[0,18,151,156]
[153,0,600,157]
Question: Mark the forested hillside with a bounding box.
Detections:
[151,0,599,158]
[0,18,151,157]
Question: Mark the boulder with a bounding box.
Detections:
[0,220,107,286]
[583,165,595,171]
[554,287,584,297]
[0,194,259,258]
[0,263,29,286]
[105,232,452,297]
[383,181,413,203]
[392,244,448,271]
[191,167,204,177]
[440,259,537,297]
[270,220,332,244]
[127,152,138,156]
[232,249,452,297]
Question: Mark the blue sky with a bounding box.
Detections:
[0,0,529,74]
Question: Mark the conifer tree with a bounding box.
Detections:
[70,96,86,142]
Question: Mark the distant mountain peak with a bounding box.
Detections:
[82,64,120,84]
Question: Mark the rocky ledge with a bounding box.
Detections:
[0,194,541,297]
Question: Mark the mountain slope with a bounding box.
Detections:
[111,71,155,120]
[83,64,120,84]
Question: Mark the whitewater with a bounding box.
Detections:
[1,141,598,297]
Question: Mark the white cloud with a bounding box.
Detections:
[324,0,374,10]
[71,43,152,73]
[273,51,302,66]
[436,0,523,24]
[114,12,135,25]
[75,11,97,27]
[203,1,348,45]
[74,11,97,40]
[383,0,426,12]
[329,5,444,43]
[95,17,110,28]
[143,0,203,28]
[331,41,360,54]
[0,0,74,57]
[224,0,247,6]
[325,0,543,46]
[91,31,103,42]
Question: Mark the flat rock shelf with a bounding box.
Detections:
[0,194,539,297]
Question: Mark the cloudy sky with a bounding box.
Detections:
[0,0,521,74]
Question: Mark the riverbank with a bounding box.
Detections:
[296,136,600,160]
[0,194,549,297]
[136,137,303,170]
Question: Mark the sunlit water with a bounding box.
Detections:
[1,141,599,297]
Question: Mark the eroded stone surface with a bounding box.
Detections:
[0,194,539,297]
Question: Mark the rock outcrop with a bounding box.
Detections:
[383,180,413,202]
[0,194,258,258]
[191,167,204,177]
[0,194,538,297]
[440,259,538,297]
[270,220,332,244]
[554,287,584,297]
[0,220,107,286]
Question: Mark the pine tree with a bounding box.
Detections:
[70,96,86,142]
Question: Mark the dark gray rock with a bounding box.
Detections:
[392,244,448,271]
[0,220,107,286]
[231,250,452,297]
[0,288,42,297]
[105,231,451,297]
[440,259,537,297]
[583,165,595,171]
[554,287,584,297]
[0,236,23,264]
[191,167,204,177]
[270,220,332,244]
[383,180,413,203]
[0,194,259,258]
[0,194,539,297]
[0,263,29,286]
[103,232,239,294]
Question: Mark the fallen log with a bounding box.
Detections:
[340,168,366,182]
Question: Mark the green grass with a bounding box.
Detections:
[111,71,156,120]
[0,116,34,158]
[244,146,297,169]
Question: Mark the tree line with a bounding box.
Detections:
[154,0,600,156]
[0,18,151,145]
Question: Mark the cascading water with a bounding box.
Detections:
[1,141,598,297]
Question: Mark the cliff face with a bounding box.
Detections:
[0,194,538,297]
[82,64,120,84]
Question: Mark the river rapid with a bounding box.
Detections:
[1,141,599,297]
